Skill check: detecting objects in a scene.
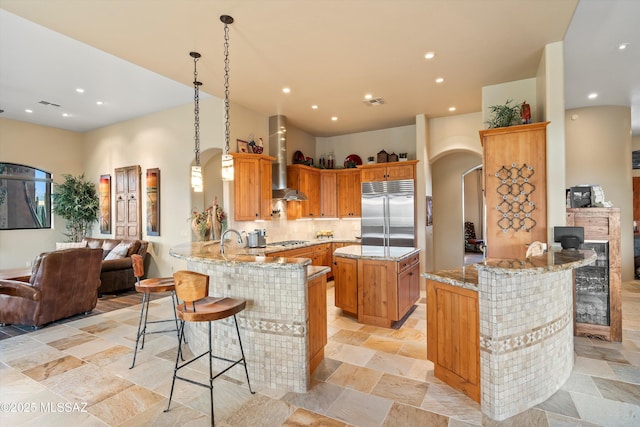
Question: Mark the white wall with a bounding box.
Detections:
[428,112,483,162]
[565,105,634,280]
[316,125,416,166]
[0,118,84,268]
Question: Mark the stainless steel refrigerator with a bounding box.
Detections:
[361,179,415,247]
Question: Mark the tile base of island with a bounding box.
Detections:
[423,249,596,421]
[170,242,330,393]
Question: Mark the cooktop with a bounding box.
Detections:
[267,240,309,247]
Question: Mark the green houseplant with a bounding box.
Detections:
[52,174,99,242]
[486,99,522,128]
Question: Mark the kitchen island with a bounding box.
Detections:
[169,241,330,393]
[423,249,596,421]
[333,245,421,327]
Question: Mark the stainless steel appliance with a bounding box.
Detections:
[361,179,415,247]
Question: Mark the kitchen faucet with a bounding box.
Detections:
[220,229,243,254]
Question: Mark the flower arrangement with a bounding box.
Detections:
[190,206,212,241]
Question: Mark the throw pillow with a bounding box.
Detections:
[104,242,131,260]
[56,241,88,250]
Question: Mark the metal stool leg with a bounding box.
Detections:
[234,315,254,394]
[140,292,152,349]
[130,292,149,369]
[208,321,215,426]
[165,320,185,413]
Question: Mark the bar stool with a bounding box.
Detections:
[164,270,254,426]
[130,254,181,369]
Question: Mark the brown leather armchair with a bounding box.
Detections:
[0,248,103,328]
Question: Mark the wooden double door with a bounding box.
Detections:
[114,165,141,240]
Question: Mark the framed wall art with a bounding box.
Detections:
[146,168,160,236]
[237,139,249,153]
[99,174,111,234]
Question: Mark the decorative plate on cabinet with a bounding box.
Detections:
[293,150,305,164]
[344,154,362,168]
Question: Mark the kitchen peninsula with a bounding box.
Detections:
[333,245,421,327]
[169,241,331,393]
[423,249,596,421]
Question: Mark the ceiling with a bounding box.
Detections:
[0,0,638,137]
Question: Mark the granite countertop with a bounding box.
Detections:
[334,245,420,261]
[474,248,596,274]
[422,248,597,291]
[307,265,331,281]
[421,266,479,291]
[169,239,360,268]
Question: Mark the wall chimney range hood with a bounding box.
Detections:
[269,115,308,201]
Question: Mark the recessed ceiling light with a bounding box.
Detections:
[331,116,338,121]
[76,88,85,93]
[618,43,629,50]
[25,109,33,113]
[62,113,69,117]
[364,94,373,100]
[448,107,456,112]
[588,93,598,100]
[282,87,291,94]
[311,105,318,109]
[96,101,104,105]
[435,77,444,84]
[424,52,435,59]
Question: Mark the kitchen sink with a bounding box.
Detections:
[266,240,309,247]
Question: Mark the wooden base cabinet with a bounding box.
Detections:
[308,273,327,375]
[567,207,621,341]
[334,256,358,315]
[426,279,480,403]
[335,252,420,327]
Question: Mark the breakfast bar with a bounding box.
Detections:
[170,241,330,393]
[423,249,596,421]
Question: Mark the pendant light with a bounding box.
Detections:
[190,51,203,192]
[220,15,235,181]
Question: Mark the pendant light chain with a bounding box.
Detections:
[191,52,202,167]
[223,18,231,156]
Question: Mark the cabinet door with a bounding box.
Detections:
[398,261,420,319]
[338,170,361,218]
[360,166,387,182]
[386,164,414,181]
[114,165,141,240]
[330,242,354,279]
[301,168,321,217]
[426,280,480,402]
[234,156,261,221]
[320,171,337,218]
[260,157,273,220]
[358,259,395,326]
[312,244,330,267]
[308,274,327,374]
[481,122,548,259]
[334,256,358,314]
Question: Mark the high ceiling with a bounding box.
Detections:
[0,0,638,137]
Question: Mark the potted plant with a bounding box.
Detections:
[52,174,99,242]
[486,99,523,128]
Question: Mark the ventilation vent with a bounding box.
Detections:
[38,100,61,107]
[363,97,385,106]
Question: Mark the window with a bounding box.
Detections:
[0,163,52,230]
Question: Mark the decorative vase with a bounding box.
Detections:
[214,218,222,240]
[191,213,212,241]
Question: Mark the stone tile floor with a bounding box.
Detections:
[1,281,639,426]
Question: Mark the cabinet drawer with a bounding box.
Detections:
[399,253,419,272]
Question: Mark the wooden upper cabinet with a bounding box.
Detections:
[337,169,361,218]
[232,153,274,221]
[287,164,321,218]
[320,170,337,218]
[359,160,418,183]
[480,122,549,259]
[114,165,141,240]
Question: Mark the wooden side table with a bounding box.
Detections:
[0,267,32,282]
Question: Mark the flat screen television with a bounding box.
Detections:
[554,226,584,250]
